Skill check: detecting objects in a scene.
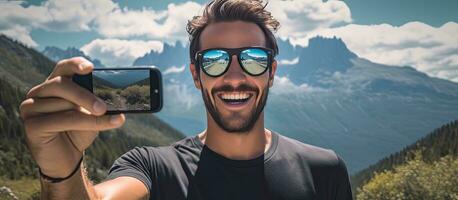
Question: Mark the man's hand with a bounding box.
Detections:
[20,57,126,178]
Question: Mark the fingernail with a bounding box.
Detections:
[110,115,123,125]
[79,62,92,70]
[93,100,105,114]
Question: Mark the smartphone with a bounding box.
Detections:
[72,67,162,114]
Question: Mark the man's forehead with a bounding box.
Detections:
[199,21,266,50]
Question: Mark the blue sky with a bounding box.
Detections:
[16,0,458,49]
[1,0,457,82]
[116,0,458,27]
[345,0,458,26]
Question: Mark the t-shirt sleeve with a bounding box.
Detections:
[334,156,353,200]
[105,146,154,192]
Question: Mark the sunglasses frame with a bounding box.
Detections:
[195,46,274,77]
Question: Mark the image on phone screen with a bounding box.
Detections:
[92,69,151,111]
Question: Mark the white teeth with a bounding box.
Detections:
[220,92,250,100]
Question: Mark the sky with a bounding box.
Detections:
[0,0,457,82]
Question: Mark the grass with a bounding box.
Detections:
[0,178,40,199]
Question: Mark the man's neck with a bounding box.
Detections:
[198,113,272,160]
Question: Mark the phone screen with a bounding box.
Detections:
[73,67,162,114]
[93,69,151,111]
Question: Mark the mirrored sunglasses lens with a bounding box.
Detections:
[240,48,268,75]
[202,50,229,76]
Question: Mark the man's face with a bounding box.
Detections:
[190,21,277,133]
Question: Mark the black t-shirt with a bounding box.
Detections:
[106,131,353,200]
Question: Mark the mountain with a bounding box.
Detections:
[42,46,104,67]
[0,36,54,89]
[352,119,458,198]
[93,69,150,88]
[0,35,184,199]
[133,41,188,69]
[276,37,299,61]
[278,36,358,85]
[130,77,150,87]
[265,36,458,173]
[129,36,458,174]
[93,75,120,89]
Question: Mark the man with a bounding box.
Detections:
[20,0,352,199]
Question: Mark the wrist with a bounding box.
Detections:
[39,156,84,183]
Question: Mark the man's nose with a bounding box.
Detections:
[222,55,246,85]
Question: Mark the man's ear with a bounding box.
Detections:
[190,63,202,90]
[268,60,277,88]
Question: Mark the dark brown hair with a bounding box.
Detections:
[186,0,280,66]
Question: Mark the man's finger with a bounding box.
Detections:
[66,130,100,152]
[48,57,93,80]
[20,97,77,120]
[26,76,106,116]
[25,111,125,134]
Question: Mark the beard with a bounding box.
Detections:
[201,82,269,133]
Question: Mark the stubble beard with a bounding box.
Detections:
[201,84,269,134]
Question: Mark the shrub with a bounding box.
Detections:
[357,152,458,200]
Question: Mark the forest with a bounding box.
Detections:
[353,120,458,199]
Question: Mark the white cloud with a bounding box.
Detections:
[271,75,328,95]
[289,21,458,82]
[278,57,299,65]
[39,0,117,31]
[80,39,163,67]
[92,0,349,44]
[0,1,49,29]
[263,0,458,82]
[94,1,203,43]
[2,0,456,83]
[0,1,46,47]
[164,65,186,75]
[0,0,116,46]
[0,25,37,47]
[266,0,352,39]
[0,0,202,46]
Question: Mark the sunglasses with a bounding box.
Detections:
[195,46,274,77]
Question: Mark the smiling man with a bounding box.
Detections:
[20,0,352,199]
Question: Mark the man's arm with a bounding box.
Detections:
[19,57,149,200]
[40,161,149,200]
[335,156,353,200]
[94,176,149,200]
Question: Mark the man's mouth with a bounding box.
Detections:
[216,92,254,106]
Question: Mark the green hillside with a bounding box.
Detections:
[0,35,185,199]
[352,119,458,199]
